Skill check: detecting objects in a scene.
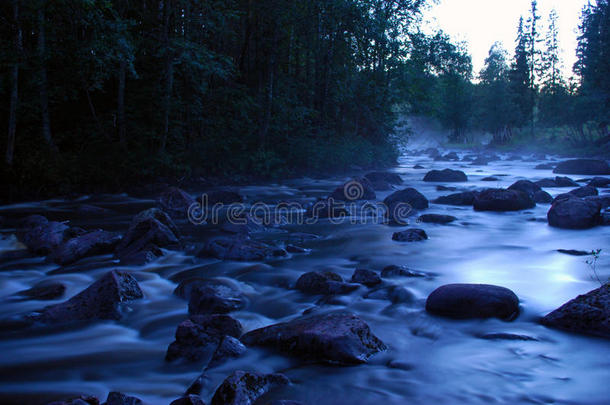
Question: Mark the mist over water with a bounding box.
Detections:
[0,149,609,405]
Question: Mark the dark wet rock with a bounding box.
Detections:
[425,147,440,158]
[423,169,467,182]
[470,156,493,166]
[76,204,112,215]
[188,281,247,315]
[481,176,499,181]
[383,188,428,224]
[365,171,402,185]
[433,191,478,206]
[541,284,610,339]
[30,270,143,324]
[200,237,286,261]
[568,185,598,198]
[586,194,610,209]
[588,177,610,188]
[268,401,304,405]
[413,164,425,169]
[285,244,308,254]
[330,177,376,201]
[436,185,457,191]
[210,371,289,405]
[306,198,350,219]
[418,214,456,224]
[547,196,601,229]
[166,314,243,362]
[115,208,180,264]
[46,395,99,405]
[296,271,358,295]
[536,176,579,188]
[17,281,66,300]
[220,214,266,235]
[557,249,590,256]
[380,265,429,278]
[50,230,122,265]
[473,189,535,211]
[170,395,206,405]
[535,163,555,170]
[508,180,552,203]
[0,248,34,263]
[426,284,520,320]
[392,228,428,242]
[364,285,415,304]
[203,189,243,205]
[103,392,143,405]
[208,335,247,368]
[241,312,386,364]
[479,332,537,341]
[351,269,381,286]
[553,159,610,175]
[159,186,196,214]
[18,215,71,255]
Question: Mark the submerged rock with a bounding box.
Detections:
[553,159,610,175]
[351,269,382,286]
[170,395,206,405]
[30,270,143,324]
[50,230,122,265]
[547,196,601,229]
[166,314,243,362]
[201,237,286,261]
[541,284,610,339]
[306,198,350,219]
[241,312,387,364]
[418,214,456,224]
[433,191,478,206]
[17,281,66,300]
[46,395,99,405]
[473,189,535,211]
[426,284,520,320]
[18,215,71,255]
[211,371,289,405]
[365,171,402,185]
[423,169,468,182]
[330,177,376,201]
[296,271,358,295]
[392,228,428,242]
[588,177,610,188]
[380,265,429,278]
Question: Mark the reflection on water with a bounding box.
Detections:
[0,151,609,404]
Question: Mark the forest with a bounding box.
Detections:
[1,0,608,200]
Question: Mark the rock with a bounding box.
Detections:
[481,176,499,181]
[208,335,247,368]
[159,186,196,214]
[166,314,243,362]
[383,188,428,224]
[50,230,122,265]
[380,265,429,278]
[17,281,66,300]
[200,238,286,261]
[436,185,457,191]
[568,185,598,198]
[103,392,143,405]
[535,163,555,170]
[306,198,350,219]
[18,215,71,255]
[211,371,289,405]
[426,284,520,320]
[541,284,610,339]
[508,180,552,203]
[555,176,580,187]
[557,249,590,256]
[586,194,610,209]
[241,312,386,364]
[418,214,456,224]
[45,396,99,405]
[268,401,304,405]
[553,159,610,175]
[220,214,266,235]
[589,177,610,188]
[115,208,180,264]
[329,177,376,201]
[425,147,440,158]
[547,196,601,229]
[413,164,425,169]
[295,271,358,295]
[351,269,381,286]
[202,189,243,206]
[364,285,415,304]
[423,169,468,182]
[188,281,247,315]
[433,191,478,206]
[365,171,402,185]
[285,244,308,254]
[30,270,143,324]
[473,189,535,211]
[170,395,206,405]
[479,333,537,341]
[392,228,428,242]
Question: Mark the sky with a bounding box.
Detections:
[423,0,590,79]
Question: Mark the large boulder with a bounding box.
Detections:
[159,186,196,215]
[589,177,610,188]
[568,185,598,198]
[383,188,428,224]
[295,271,358,295]
[30,270,143,324]
[18,215,71,255]
[50,230,122,265]
[508,180,552,203]
[188,281,248,315]
[115,208,181,264]
[426,284,520,320]
[553,159,610,175]
[200,237,286,261]
[473,189,535,211]
[433,191,478,206]
[392,228,428,242]
[423,169,468,182]
[104,392,143,405]
[541,284,609,339]
[211,371,289,405]
[535,176,579,188]
[351,269,382,286]
[166,314,243,362]
[547,196,601,229]
[330,177,376,201]
[240,312,387,364]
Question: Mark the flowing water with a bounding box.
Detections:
[0,150,609,405]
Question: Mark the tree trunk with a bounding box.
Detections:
[117,59,127,148]
[38,4,57,153]
[6,0,21,167]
